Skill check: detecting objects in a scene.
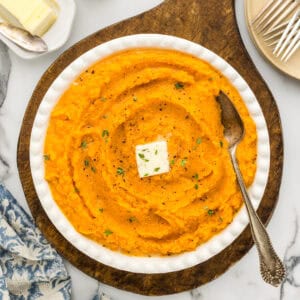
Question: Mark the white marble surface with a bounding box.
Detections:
[0,0,299,299]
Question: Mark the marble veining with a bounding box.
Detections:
[190,288,202,299]
[0,42,10,108]
[95,283,111,300]
[280,217,300,300]
[0,41,11,182]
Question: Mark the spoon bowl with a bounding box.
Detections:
[216,91,245,148]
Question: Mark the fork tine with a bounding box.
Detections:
[255,0,284,31]
[276,17,300,56]
[263,20,290,36]
[264,29,285,42]
[268,1,298,32]
[274,9,300,55]
[268,39,281,47]
[252,0,275,24]
[281,31,300,61]
[259,0,294,33]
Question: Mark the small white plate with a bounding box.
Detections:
[0,0,76,59]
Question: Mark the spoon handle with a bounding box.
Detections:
[229,147,285,287]
[0,23,47,53]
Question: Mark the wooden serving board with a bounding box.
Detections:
[17,0,283,295]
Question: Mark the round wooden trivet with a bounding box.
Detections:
[17,0,283,295]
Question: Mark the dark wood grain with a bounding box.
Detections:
[17,0,283,295]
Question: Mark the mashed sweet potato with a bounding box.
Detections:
[44,49,257,256]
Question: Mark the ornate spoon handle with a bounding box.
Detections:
[230,147,285,287]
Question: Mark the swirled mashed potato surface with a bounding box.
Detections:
[44,49,257,256]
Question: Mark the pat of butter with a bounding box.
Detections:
[136,141,170,178]
[0,0,59,36]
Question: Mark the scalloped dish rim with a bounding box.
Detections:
[29,34,270,274]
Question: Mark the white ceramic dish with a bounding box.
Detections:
[30,34,270,274]
[0,0,76,59]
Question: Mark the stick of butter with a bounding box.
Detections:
[0,0,59,36]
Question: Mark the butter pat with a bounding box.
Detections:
[0,0,59,36]
[136,141,170,178]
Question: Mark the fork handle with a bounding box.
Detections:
[229,147,285,287]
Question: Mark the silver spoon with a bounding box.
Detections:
[216,91,285,287]
[0,23,48,53]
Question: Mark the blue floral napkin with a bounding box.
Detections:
[0,184,71,299]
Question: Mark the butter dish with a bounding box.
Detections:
[0,0,76,59]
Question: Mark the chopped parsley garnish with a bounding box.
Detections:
[180,159,187,167]
[128,216,136,223]
[99,208,104,213]
[155,149,158,155]
[102,130,109,138]
[117,167,125,176]
[91,166,96,173]
[154,167,160,172]
[193,173,199,180]
[104,229,113,236]
[194,184,199,190]
[220,141,223,148]
[80,140,87,149]
[207,209,215,216]
[170,159,175,165]
[218,217,223,223]
[100,97,107,102]
[138,153,149,162]
[175,82,184,89]
[196,137,202,145]
[143,173,149,177]
[43,154,50,161]
[84,159,90,167]
[133,96,138,102]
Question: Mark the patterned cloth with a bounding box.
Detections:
[0,184,71,299]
